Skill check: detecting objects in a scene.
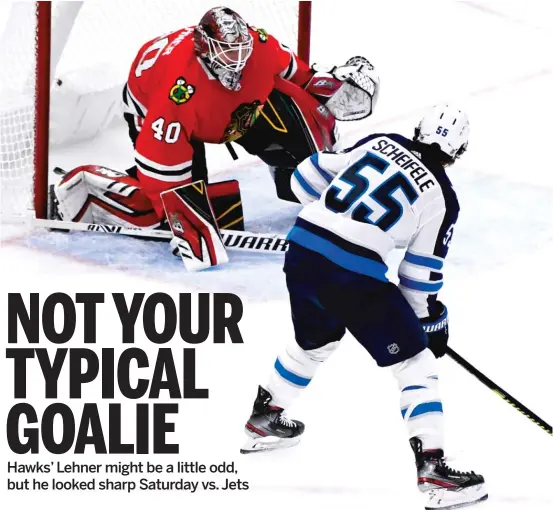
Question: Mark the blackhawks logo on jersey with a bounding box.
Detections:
[253,27,268,42]
[169,77,195,105]
[224,101,264,142]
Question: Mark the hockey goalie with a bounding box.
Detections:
[52,6,379,270]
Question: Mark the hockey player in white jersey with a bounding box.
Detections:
[241,104,488,509]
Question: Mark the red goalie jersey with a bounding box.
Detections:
[123,24,314,216]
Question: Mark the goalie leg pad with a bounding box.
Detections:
[53,165,160,227]
[161,181,229,272]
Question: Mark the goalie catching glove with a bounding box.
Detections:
[305,56,380,121]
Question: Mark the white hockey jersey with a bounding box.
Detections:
[288,133,460,319]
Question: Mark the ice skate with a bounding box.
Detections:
[240,386,305,454]
[410,438,488,509]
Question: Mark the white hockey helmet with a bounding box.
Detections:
[414,104,470,162]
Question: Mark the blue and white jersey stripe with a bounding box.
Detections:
[288,218,389,281]
[404,250,444,270]
[291,153,340,203]
[399,248,444,297]
[290,133,459,318]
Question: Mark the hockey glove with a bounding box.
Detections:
[305,57,380,121]
[420,301,449,358]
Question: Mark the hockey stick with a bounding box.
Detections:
[446,347,552,436]
[30,218,289,254]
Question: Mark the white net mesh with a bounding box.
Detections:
[0,2,37,221]
[0,0,302,221]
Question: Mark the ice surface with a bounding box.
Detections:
[1,2,552,510]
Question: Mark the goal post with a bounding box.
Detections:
[0,0,312,222]
[35,1,51,220]
[297,1,312,64]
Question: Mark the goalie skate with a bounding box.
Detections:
[411,438,488,510]
[240,386,304,454]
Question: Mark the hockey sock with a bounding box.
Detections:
[265,340,340,409]
[391,348,445,451]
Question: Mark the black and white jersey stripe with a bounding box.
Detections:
[278,42,298,81]
[135,152,192,182]
[123,83,148,118]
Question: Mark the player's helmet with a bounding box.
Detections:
[414,104,470,163]
[194,7,254,91]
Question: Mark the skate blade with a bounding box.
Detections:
[425,483,488,510]
[240,435,301,454]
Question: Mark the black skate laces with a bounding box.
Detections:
[436,458,477,477]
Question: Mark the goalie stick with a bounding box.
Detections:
[30,218,289,254]
[447,347,552,436]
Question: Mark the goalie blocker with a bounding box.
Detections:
[162,181,229,272]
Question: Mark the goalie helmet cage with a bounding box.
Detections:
[0,0,312,222]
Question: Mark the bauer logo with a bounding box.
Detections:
[314,79,337,90]
[387,343,400,355]
[169,77,195,105]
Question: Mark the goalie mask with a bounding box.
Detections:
[194,7,254,91]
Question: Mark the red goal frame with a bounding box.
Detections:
[32,0,312,219]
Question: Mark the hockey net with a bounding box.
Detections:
[0,1,311,223]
